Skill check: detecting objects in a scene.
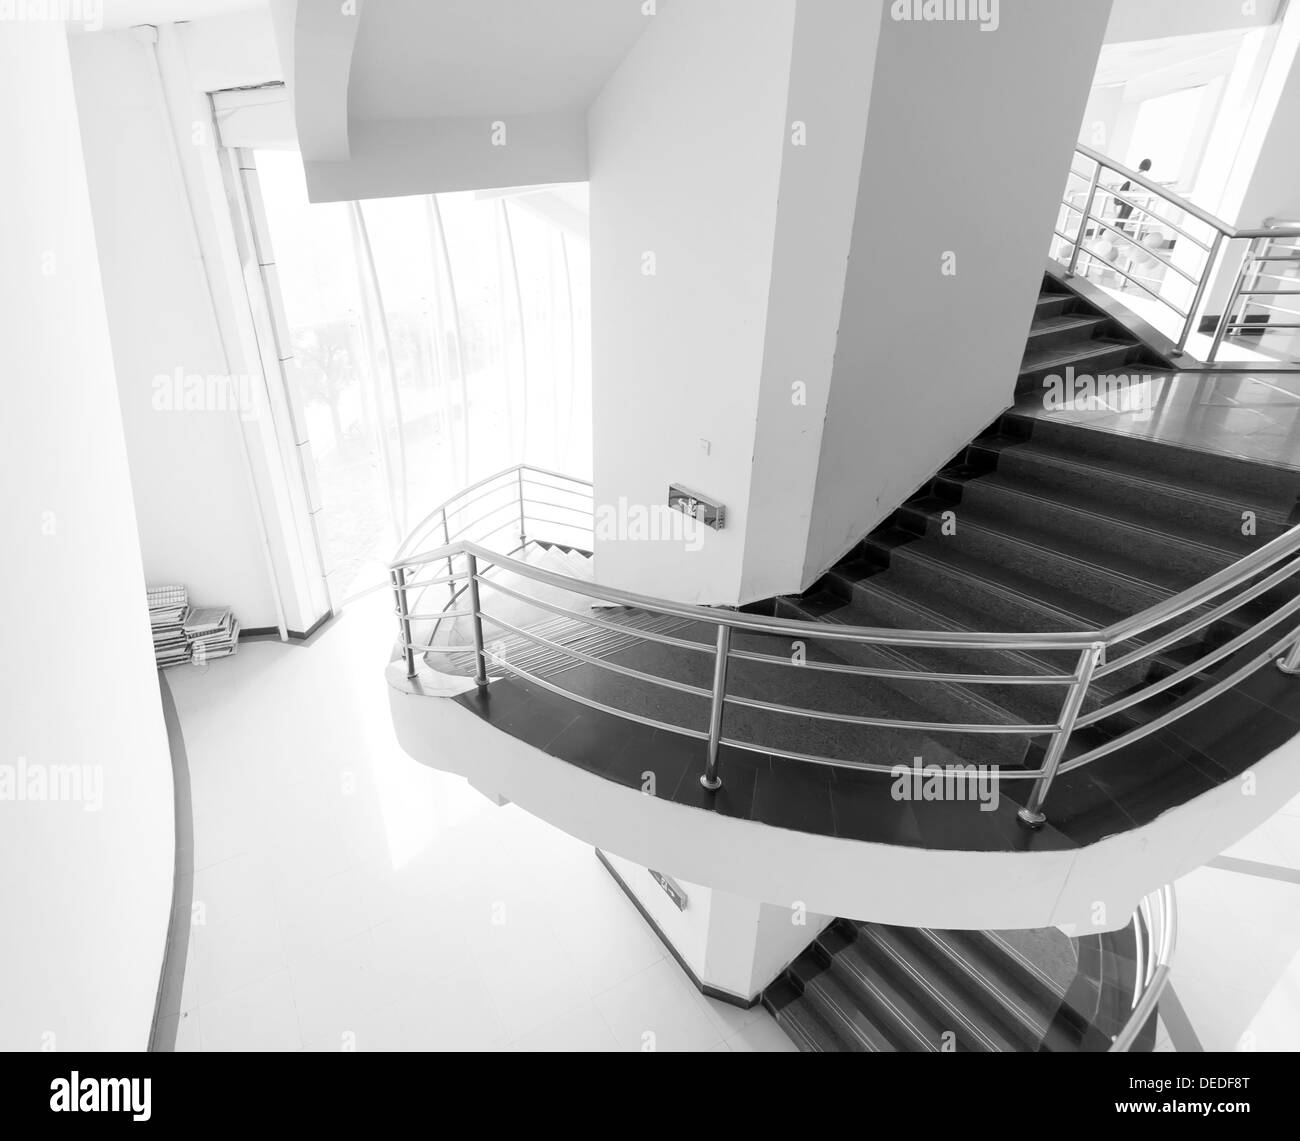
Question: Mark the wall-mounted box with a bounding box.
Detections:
[668,484,726,531]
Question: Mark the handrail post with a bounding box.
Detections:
[700,624,732,792]
[442,508,455,605]
[465,552,489,687]
[1209,238,1256,361]
[1279,627,1300,676]
[1067,161,1103,278]
[1177,230,1224,355]
[517,468,527,546]
[1018,643,1106,828]
[393,566,417,680]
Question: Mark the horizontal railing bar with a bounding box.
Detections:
[519,463,593,488]
[477,574,716,653]
[1075,145,1225,229]
[396,570,468,590]
[487,653,712,741]
[1106,526,1300,645]
[400,640,480,655]
[1077,590,1300,728]
[524,496,597,514]
[1060,631,1295,774]
[521,477,594,496]
[394,542,1129,649]
[1223,321,1300,330]
[719,735,1050,779]
[723,691,1057,735]
[1096,553,1300,677]
[1090,188,1215,251]
[1082,215,1201,285]
[1073,243,1190,316]
[397,607,474,622]
[726,646,1074,686]
[392,467,524,559]
[393,472,1300,662]
[480,609,715,699]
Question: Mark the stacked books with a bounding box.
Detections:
[148,585,190,668]
[184,606,240,663]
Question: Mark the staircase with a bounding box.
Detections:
[763,918,1148,1052]
[1017,274,1170,397]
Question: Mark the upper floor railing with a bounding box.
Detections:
[1052,145,1300,362]
[388,465,1300,831]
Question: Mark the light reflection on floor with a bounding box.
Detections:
[1017,370,1300,472]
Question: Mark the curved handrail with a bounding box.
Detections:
[1110,886,1177,1052]
[389,465,1300,820]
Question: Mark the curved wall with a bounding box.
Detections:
[0,21,175,1052]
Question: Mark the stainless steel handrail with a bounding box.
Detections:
[1110,886,1176,1052]
[390,464,1300,824]
[1056,146,1300,359]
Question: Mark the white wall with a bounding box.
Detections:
[587,0,798,605]
[739,0,884,602]
[803,0,1113,583]
[601,853,831,999]
[0,19,174,1051]
[69,11,317,633]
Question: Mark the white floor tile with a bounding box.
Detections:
[198,970,301,1052]
[593,960,725,1053]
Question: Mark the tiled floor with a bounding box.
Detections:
[162,591,1300,1052]
[161,591,793,1053]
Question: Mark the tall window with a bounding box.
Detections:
[252,151,592,600]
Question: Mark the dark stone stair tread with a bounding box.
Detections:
[1019,338,1137,374]
[978,436,1297,529]
[821,572,1125,726]
[951,468,1263,572]
[897,926,1084,1051]
[776,596,1038,767]
[1027,314,1109,338]
[818,939,949,1051]
[788,953,898,1052]
[884,539,1126,633]
[853,924,1025,1051]
[1004,411,1300,507]
[764,978,852,1052]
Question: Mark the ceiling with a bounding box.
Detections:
[1092,25,1266,92]
[87,0,265,31]
[347,0,653,120]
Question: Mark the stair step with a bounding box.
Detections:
[903,499,1254,650]
[948,470,1291,601]
[816,571,1121,726]
[776,595,1035,768]
[812,930,947,1051]
[853,923,1024,1051]
[1003,413,1300,519]
[762,976,848,1052]
[1026,314,1111,352]
[787,947,896,1051]
[1034,293,1076,319]
[901,926,1085,1052]
[974,435,1296,547]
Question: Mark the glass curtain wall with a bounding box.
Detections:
[253,150,592,600]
